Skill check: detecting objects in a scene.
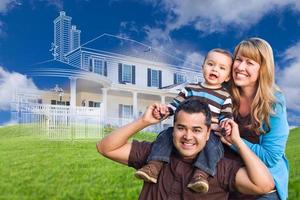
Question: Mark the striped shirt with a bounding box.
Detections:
[169,82,233,130]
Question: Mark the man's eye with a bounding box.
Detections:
[194,129,202,133]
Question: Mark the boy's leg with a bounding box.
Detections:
[187,131,224,193]
[135,127,174,183]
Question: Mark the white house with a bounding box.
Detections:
[12,11,203,138]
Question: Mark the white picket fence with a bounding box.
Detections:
[11,103,165,139]
[11,103,104,139]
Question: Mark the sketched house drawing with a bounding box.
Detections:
[11,11,203,138]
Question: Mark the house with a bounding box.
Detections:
[12,11,203,138]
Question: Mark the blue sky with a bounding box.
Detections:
[0,0,300,126]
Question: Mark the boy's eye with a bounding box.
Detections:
[207,62,213,66]
[220,66,226,70]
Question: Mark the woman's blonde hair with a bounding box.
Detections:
[231,37,280,134]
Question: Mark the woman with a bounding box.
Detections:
[221,37,289,200]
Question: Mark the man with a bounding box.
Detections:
[97,99,274,199]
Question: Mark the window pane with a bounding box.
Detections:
[151,69,159,87]
[94,59,103,75]
[122,105,133,118]
[122,64,132,83]
[176,73,186,84]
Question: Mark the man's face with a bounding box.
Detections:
[172,110,210,160]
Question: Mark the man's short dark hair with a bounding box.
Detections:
[174,97,212,128]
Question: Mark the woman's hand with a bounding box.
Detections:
[219,119,241,146]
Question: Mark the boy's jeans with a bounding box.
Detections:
[147,127,224,176]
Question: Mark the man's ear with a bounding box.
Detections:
[206,127,211,141]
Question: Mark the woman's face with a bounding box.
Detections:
[232,52,260,89]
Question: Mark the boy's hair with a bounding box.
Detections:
[203,48,233,64]
[173,97,212,128]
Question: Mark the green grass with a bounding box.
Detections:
[286,127,300,199]
[0,125,299,199]
[0,125,155,200]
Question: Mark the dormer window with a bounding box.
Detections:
[88,58,107,76]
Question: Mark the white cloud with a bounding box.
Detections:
[0,67,39,111]
[145,0,300,34]
[277,42,300,119]
[0,0,20,14]
[182,52,204,69]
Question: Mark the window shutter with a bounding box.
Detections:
[174,73,177,84]
[118,63,122,83]
[89,58,93,72]
[132,65,135,84]
[159,70,162,88]
[147,68,151,87]
[104,61,107,76]
[119,104,123,118]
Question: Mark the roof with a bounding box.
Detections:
[78,33,200,71]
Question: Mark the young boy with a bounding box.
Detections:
[134,48,233,193]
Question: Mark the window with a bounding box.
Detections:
[119,104,133,118]
[94,59,103,75]
[147,68,162,88]
[151,70,159,87]
[88,101,100,107]
[194,75,203,83]
[122,64,132,83]
[174,73,186,84]
[88,58,107,76]
[118,63,135,84]
[51,100,69,106]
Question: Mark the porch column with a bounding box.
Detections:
[70,77,77,107]
[132,91,138,118]
[161,95,165,104]
[101,88,108,119]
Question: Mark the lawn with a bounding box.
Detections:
[0,125,299,199]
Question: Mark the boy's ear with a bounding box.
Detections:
[224,75,231,82]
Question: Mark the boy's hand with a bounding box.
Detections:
[152,103,170,120]
[141,104,162,125]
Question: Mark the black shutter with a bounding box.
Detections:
[159,70,162,88]
[118,63,122,83]
[89,58,93,72]
[104,61,107,76]
[174,73,177,84]
[147,68,151,87]
[132,65,135,84]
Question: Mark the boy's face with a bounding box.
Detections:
[172,110,210,160]
[202,51,232,88]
